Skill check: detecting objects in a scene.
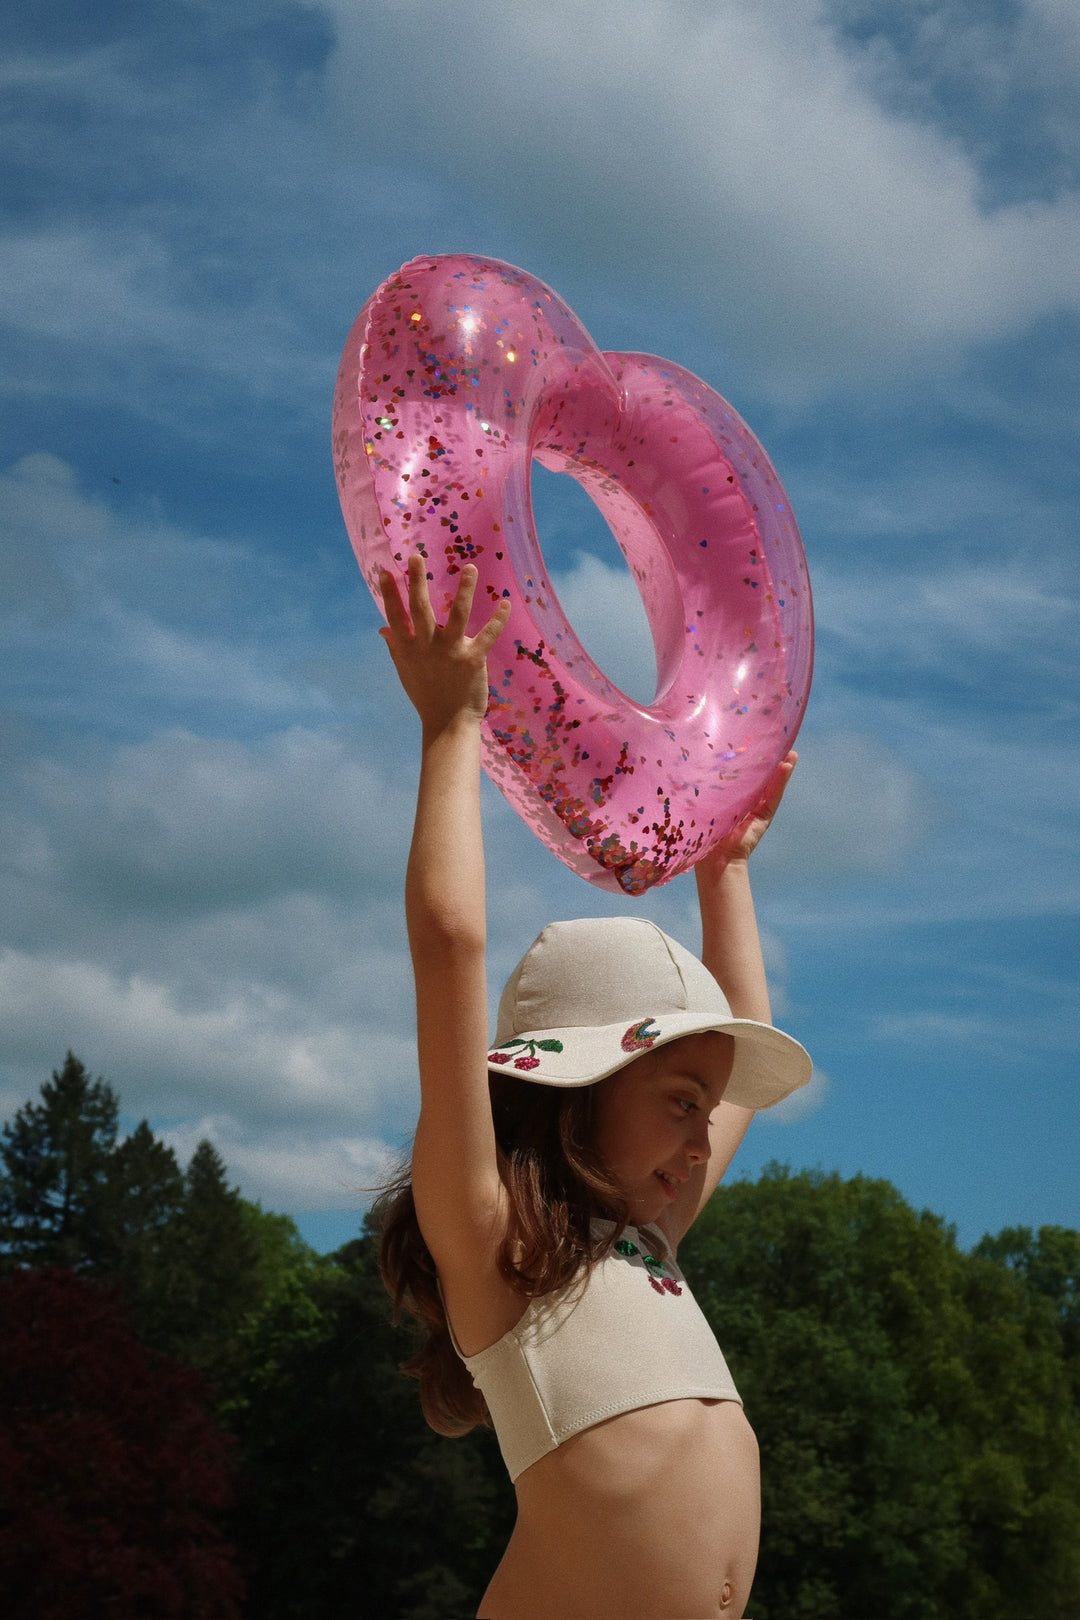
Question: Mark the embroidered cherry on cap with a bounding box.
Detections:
[487,1036,564,1071]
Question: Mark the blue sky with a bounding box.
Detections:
[1,0,1077,1252]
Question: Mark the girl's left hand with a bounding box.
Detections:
[379,554,511,733]
[697,750,797,872]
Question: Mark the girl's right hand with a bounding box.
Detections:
[379,553,511,733]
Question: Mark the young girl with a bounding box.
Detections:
[374,554,812,1620]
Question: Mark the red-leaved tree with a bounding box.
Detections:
[0,1268,244,1619]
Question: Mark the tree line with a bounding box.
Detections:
[1,1053,1078,1618]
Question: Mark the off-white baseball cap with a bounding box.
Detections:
[488,917,812,1111]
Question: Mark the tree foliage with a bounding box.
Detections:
[0,1057,282,1617]
[681,1165,1080,1620]
[152,1139,263,1372]
[0,1052,120,1269]
[0,1056,263,1371]
[0,1267,244,1619]
[220,1237,513,1620]
[975,1223,1080,1399]
[2,1060,1078,1619]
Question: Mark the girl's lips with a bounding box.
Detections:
[655,1170,680,1200]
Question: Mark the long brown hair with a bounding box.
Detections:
[372,1071,628,1437]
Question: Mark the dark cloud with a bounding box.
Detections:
[825,0,1080,205]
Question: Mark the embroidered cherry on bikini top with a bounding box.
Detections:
[451,1222,742,1483]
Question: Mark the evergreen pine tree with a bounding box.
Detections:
[0,1059,266,1369]
[100,1120,187,1349]
[167,1139,262,1369]
[0,1053,118,1270]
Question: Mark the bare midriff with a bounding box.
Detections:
[477,1396,760,1620]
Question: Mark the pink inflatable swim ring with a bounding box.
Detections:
[333,255,813,895]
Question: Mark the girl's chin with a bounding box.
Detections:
[628,1189,669,1225]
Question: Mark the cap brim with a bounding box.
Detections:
[488,1014,812,1111]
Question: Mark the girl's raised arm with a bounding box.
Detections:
[380,556,511,1274]
[670,752,798,1242]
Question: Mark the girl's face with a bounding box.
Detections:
[590,1032,735,1226]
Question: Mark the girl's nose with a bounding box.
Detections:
[687,1122,712,1163]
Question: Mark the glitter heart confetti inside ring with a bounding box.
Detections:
[332,255,813,894]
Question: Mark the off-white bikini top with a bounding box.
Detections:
[451,1222,742,1483]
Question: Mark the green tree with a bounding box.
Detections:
[975,1224,1080,1395]
[0,1057,293,1374]
[96,1118,187,1345]
[8,1058,1078,1618]
[680,1165,1080,1620]
[222,1234,513,1620]
[240,1198,319,1302]
[0,1052,118,1269]
[157,1139,263,1372]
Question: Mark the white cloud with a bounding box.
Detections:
[0,218,335,412]
[162,1115,399,1213]
[6,1,1076,416]
[2,451,110,543]
[0,452,420,1182]
[549,550,657,703]
[0,454,109,620]
[0,944,416,1134]
[0,718,422,1149]
[747,729,938,882]
[759,1063,829,1125]
[1028,0,1080,68]
[814,554,1078,674]
[5,722,412,920]
[0,452,360,735]
[830,0,1080,181]
[317,0,1080,392]
[758,928,795,1019]
[865,1006,1076,1064]
[795,447,1074,544]
[0,230,171,347]
[96,607,329,716]
[871,1010,1003,1044]
[0,34,422,421]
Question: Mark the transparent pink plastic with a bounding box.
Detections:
[333,255,813,894]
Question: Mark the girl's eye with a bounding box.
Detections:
[676,1097,697,1115]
